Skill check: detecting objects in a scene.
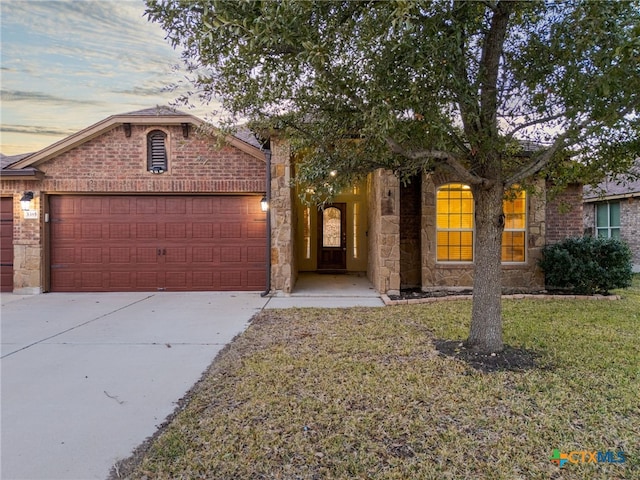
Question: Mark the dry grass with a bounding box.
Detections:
[118,278,640,479]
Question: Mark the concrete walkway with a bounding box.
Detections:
[0,278,382,480]
[264,272,384,308]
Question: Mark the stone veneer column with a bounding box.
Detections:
[269,138,296,293]
[367,169,400,295]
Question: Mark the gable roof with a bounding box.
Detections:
[4,107,265,172]
[584,158,640,201]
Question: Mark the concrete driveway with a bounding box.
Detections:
[1,292,268,480]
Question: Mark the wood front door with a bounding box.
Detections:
[317,203,347,271]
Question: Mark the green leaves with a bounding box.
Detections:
[145,0,640,190]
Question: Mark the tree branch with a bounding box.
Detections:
[478,1,513,135]
[504,112,566,141]
[385,136,486,185]
[505,127,579,186]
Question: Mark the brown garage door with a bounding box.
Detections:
[1,197,13,292]
[50,195,266,292]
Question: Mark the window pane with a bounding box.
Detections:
[596,204,609,228]
[502,231,525,262]
[597,228,608,238]
[609,203,620,227]
[323,207,341,247]
[611,228,621,239]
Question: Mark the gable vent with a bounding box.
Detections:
[147,130,167,173]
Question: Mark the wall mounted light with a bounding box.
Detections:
[20,191,34,211]
[150,166,165,174]
[260,196,269,212]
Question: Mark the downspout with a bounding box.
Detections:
[261,149,272,297]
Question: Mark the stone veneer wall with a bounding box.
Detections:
[0,123,267,294]
[421,174,546,291]
[269,138,296,293]
[367,169,401,295]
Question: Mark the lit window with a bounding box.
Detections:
[596,202,620,239]
[147,130,167,173]
[353,202,360,259]
[303,207,311,259]
[502,189,526,262]
[436,183,474,261]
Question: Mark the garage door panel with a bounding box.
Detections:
[1,197,13,292]
[220,223,242,238]
[50,195,266,291]
[137,247,160,264]
[52,223,75,240]
[165,197,187,214]
[81,224,103,239]
[192,197,216,214]
[247,270,267,288]
[81,247,102,264]
[80,197,103,214]
[109,224,131,239]
[166,223,187,238]
[136,198,159,214]
[109,272,134,288]
[135,223,158,239]
[193,223,215,238]
[109,197,132,214]
[51,270,75,289]
[220,247,242,263]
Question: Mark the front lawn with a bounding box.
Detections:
[115,278,639,479]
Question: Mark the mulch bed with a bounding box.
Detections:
[434,339,539,373]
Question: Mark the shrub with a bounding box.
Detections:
[539,236,633,294]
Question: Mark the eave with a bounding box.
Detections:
[0,168,45,180]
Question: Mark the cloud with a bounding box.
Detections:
[1,124,79,137]
[1,90,105,106]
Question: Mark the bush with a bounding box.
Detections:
[539,236,633,294]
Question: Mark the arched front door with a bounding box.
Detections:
[317,203,347,271]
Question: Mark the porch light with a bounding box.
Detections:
[20,191,34,211]
[260,196,269,212]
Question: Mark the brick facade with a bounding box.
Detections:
[545,182,584,244]
[1,120,266,293]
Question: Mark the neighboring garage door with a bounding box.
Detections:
[1,197,13,292]
[50,195,266,292]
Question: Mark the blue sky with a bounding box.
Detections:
[1,0,217,155]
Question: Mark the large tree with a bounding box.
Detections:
[146,0,640,352]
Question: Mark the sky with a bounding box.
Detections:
[1,0,218,156]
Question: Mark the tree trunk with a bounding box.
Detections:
[468,182,505,352]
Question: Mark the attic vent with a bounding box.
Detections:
[147,130,167,174]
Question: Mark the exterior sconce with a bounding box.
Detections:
[20,191,34,211]
[260,196,269,212]
[150,166,165,174]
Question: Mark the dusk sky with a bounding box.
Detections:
[1,0,218,156]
